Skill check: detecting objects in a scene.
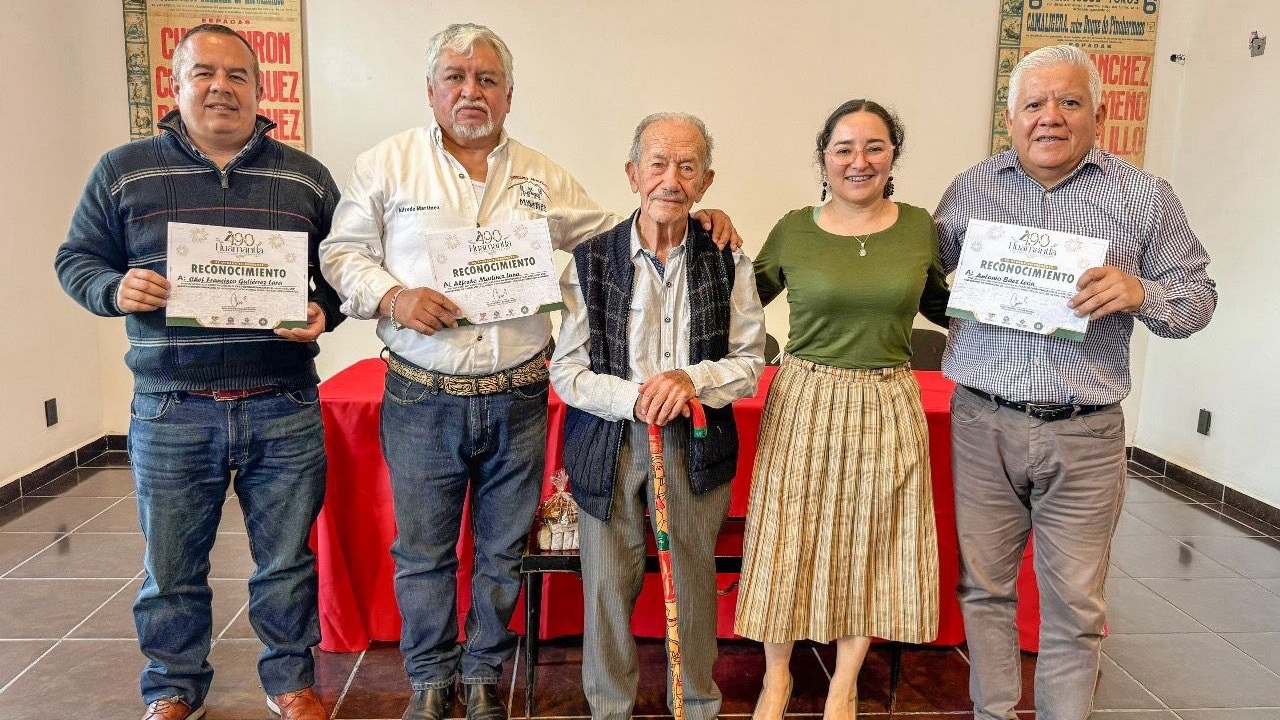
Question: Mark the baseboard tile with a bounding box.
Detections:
[0,478,18,507]
[75,437,109,466]
[1,435,126,506]
[19,452,75,496]
[1132,446,1280,528]
[1129,446,1166,476]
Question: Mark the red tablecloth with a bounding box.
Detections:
[312,360,1040,653]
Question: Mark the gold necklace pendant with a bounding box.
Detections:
[855,235,870,257]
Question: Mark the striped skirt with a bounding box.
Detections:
[734,354,939,644]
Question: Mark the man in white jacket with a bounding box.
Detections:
[319,23,737,720]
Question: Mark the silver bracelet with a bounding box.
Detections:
[388,288,406,330]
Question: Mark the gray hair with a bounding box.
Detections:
[425,23,514,89]
[628,112,714,169]
[1007,44,1101,112]
[172,24,260,90]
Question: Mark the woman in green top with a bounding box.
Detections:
[735,100,950,720]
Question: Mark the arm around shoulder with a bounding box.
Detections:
[752,217,789,307]
[546,164,619,254]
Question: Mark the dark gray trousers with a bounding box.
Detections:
[578,421,731,720]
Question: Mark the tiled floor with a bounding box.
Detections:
[1,452,1279,719]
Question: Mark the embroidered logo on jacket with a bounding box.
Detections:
[508,175,549,213]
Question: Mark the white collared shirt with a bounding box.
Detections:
[550,219,766,421]
[319,122,622,374]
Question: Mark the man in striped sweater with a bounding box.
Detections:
[55,24,339,720]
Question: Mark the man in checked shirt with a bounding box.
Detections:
[933,45,1216,720]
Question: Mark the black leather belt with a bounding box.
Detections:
[962,385,1111,422]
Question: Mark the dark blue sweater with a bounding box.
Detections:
[55,111,342,392]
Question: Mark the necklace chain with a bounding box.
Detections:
[854,233,872,257]
[816,201,887,257]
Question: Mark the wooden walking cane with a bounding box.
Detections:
[648,397,707,720]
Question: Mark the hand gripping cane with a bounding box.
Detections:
[648,397,707,720]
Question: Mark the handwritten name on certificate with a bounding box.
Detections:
[426,219,561,325]
[946,219,1109,341]
[166,222,309,330]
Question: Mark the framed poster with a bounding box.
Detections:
[990,0,1160,166]
[123,0,306,150]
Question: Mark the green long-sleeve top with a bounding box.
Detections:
[754,203,950,369]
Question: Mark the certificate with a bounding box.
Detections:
[166,222,309,329]
[946,219,1109,341]
[424,218,561,326]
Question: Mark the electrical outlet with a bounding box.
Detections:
[45,398,58,427]
[1196,408,1211,436]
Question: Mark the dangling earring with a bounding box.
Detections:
[884,176,895,198]
[820,180,829,202]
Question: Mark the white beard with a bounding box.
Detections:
[451,117,494,140]
[450,101,494,140]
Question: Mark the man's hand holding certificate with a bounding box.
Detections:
[946,219,1109,341]
[424,218,561,325]
[166,222,309,330]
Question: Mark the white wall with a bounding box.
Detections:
[0,1,124,481]
[1134,1,1280,507]
[7,1,1273,511]
[85,0,1007,432]
[301,0,1002,381]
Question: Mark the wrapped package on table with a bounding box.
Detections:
[536,469,579,551]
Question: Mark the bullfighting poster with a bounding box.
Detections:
[122,0,307,150]
[991,0,1161,167]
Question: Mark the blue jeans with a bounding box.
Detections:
[380,370,548,688]
[129,388,326,707]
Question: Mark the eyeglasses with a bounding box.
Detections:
[825,144,894,163]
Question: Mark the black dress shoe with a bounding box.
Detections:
[463,683,507,720]
[403,685,454,720]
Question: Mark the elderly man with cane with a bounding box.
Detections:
[551,111,765,720]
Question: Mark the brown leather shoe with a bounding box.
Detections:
[141,696,205,720]
[268,687,326,720]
